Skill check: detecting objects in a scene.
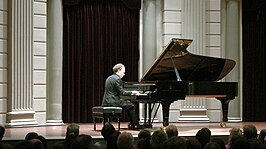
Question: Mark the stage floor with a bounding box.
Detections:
[3,121,266,141]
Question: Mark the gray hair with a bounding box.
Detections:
[117,131,134,149]
[113,63,125,73]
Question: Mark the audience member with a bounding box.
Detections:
[210,138,225,149]
[248,138,265,149]
[138,129,151,139]
[30,138,44,149]
[137,129,152,149]
[94,123,116,149]
[243,124,257,140]
[66,123,80,145]
[52,123,80,149]
[195,128,211,149]
[71,134,93,149]
[101,123,115,141]
[202,128,211,136]
[204,142,221,149]
[0,125,5,141]
[106,130,121,149]
[150,129,168,149]
[23,131,48,149]
[163,136,187,149]
[230,135,249,149]
[0,142,13,149]
[258,129,266,144]
[225,127,242,149]
[14,140,34,149]
[0,125,13,149]
[25,132,39,140]
[165,125,178,138]
[186,138,201,149]
[117,131,134,149]
[37,135,48,149]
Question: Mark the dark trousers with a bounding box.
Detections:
[103,100,139,125]
[120,101,139,125]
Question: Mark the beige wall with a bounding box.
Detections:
[0,0,8,124]
[33,0,47,125]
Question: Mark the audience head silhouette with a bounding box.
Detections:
[30,138,44,149]
[204,142,221,149]
[0,125,5,141]
[258,129,266,143]
[186,138,201,149]
[101,123,116,141]
[25,132,39,140]
[71,134,93,149]
[67,123,80,137]
[117,131,134,149]
[137,129,152,149]
[150,129,168,149]
[196,127,211,149]
[163,136,186,149]
[165,124,178,138]
[243,125,257,140]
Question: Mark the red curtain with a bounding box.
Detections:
[62,0,140,122]
[242,0,266,121]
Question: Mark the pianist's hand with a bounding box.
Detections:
[131,90,140,95]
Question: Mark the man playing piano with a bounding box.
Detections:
[102,63,141,130]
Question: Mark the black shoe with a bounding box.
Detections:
[128,123,143,130]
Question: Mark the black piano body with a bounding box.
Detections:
[124,38,238,127]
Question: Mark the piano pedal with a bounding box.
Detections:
[220,122,226,128]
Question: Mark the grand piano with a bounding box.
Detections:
[124,38,238,127]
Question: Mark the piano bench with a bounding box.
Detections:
[92,106,123,130]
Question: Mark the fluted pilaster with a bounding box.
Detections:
[179,0,209,121]
[7,0,37,127]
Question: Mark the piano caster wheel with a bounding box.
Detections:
[220,122,226,128]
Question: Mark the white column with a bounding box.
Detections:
[142,0,157,72]
[6,0,38,127]
[179,0,209,121]
[225,0,241,122]
[140,0,159,122]
[46,0,64,125]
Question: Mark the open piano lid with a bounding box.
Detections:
[140,38,236,82]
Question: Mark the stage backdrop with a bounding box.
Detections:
[242,0,266,121]
[62,0,266,123]
[62,0,140,122]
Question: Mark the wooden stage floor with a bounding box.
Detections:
[3,121,266,141]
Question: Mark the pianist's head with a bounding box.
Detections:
[113,63,126,78]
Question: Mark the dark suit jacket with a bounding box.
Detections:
[102,74,132,106]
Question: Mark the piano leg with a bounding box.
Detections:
[142,103,153,128]
[144,103,147,124]
[218,98,230,122]
[161,102,171,126]
[217,98,232,127]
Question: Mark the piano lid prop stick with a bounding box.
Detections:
[169,49,182,81]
